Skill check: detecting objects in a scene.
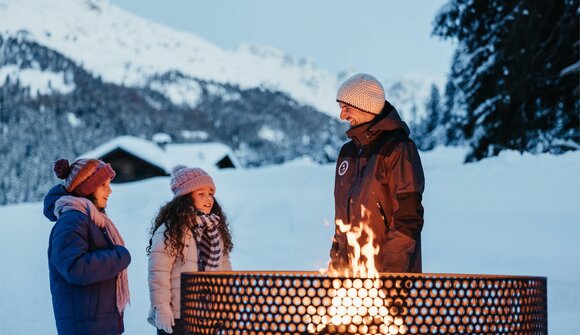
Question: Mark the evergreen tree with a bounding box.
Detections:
[415,84,443,150]
[441,51,467,146]
[433,0,579,161]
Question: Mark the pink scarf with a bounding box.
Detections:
[54,196,130,313]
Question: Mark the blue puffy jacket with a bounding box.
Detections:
[44,185,131,335]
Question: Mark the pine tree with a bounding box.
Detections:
[433,0,579,161]
[415,84,443,150]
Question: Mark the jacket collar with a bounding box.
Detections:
[346,101,410,146]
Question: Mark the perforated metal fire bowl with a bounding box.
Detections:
[181,271,547,335]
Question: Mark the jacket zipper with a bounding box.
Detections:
[346,146,364,224]
[376,201,389,236]
[100,227,115,248]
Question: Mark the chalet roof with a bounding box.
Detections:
[79,135,240,172]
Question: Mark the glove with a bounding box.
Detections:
[155,303,175,334]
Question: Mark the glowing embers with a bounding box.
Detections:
[308,278,408,334]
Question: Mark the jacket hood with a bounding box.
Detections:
[346,100,410,146]
[43,184,70,222]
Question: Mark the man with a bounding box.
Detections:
[329,73,425,274]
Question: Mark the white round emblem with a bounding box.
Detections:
[338,160,349,176]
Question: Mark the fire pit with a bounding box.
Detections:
[181,271,547,334]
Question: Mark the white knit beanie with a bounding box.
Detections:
[336,73,385,115]
[170,166,216,198]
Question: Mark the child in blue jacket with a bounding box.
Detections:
[44,158,131,335]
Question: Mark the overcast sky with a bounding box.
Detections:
[110,0,455,83]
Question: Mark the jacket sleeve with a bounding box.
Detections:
[49,212,131,286]
[388,141,425,239]
[219,253,233,271]
[148,226,176,307]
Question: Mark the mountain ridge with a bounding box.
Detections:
[0,0,341,115]
[0,0,440,205]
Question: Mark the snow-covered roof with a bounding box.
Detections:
[79,135,239,173]
[164,143,241,172]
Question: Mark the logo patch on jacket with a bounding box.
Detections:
[338,160,349,176]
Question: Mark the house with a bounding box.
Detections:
[79,136,240,183]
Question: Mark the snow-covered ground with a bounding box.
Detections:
[1,147,578,334]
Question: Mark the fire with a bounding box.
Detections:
[306,278,407,334]
[324,205,380,277]
[311,206,407,334]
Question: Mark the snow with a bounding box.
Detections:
[0,65,75,97]
[66,112,82,127]
[257,125,285,143]
[79,135,169,171]
[163,143,242,173]
[0,147,578,334]
[0,0,440,120]
[148,76,203,107]
[78,135,240,173]
[180,130,209,141]
[151,133,171,144]
[560,60,579,77]
[0,0,340,116]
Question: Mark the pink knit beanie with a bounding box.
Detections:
[336,73,386,115]
[53,158,116,197]
[170,166,216,198]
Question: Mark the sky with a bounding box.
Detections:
[1,147,578,334]
[110,0,455,83]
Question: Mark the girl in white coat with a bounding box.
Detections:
[147,166,233,334]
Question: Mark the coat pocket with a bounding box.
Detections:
[385,230,416,254]
[96,280,117,317]
[73,286,99,321]
[381,231,417,272]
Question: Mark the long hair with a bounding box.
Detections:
[146,194,233,262]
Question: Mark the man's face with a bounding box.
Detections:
[339,102,375,127]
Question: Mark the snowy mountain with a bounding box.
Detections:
[0,0,341,115]
[0,0,441,205]
[1,148,578,334]
[0,0,438,120]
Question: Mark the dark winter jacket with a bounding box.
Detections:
[44,185,131,335]
[330,102,425,273]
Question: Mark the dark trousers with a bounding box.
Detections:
[157,318,185,335]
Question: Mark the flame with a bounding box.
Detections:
[311,206,407,333]
[326,205,380,278]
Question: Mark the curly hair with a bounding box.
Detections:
[146,194,233,262]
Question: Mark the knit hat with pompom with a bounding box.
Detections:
[170,165,216,198]
[53,158,116,197]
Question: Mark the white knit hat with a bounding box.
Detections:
[336,73,385,115]
[170,166,216,198]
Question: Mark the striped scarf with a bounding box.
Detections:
[192,210,222,271]
[54,196,130,313]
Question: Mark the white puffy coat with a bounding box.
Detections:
[147,223,232,322]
